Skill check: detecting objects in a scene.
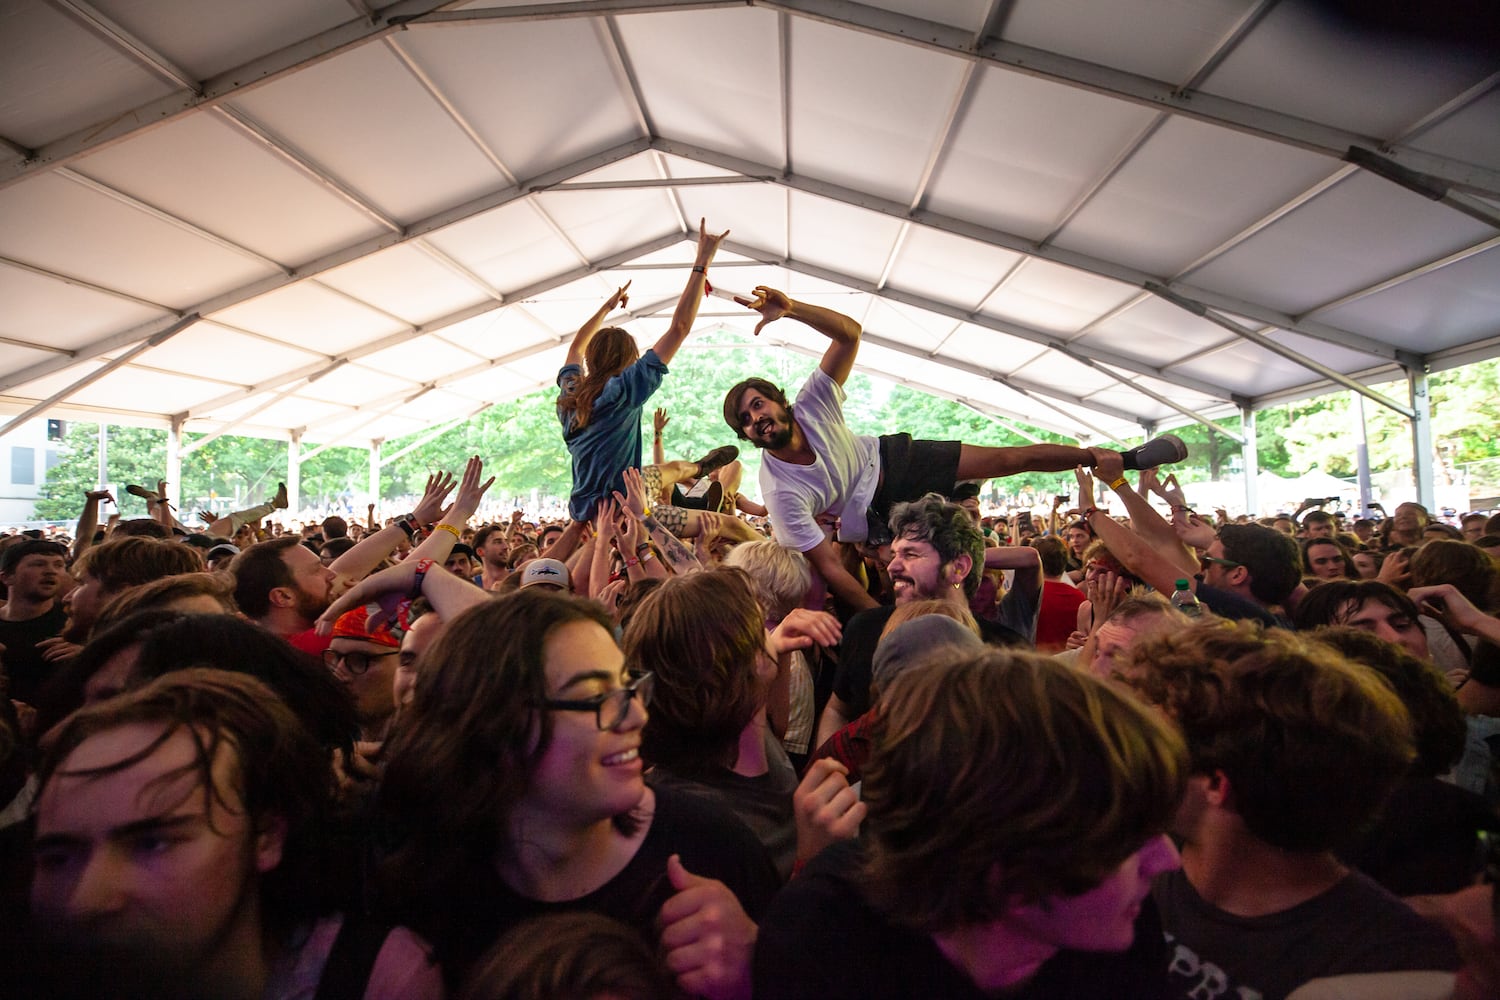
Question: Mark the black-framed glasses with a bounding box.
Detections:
[1200,555,1241,571]
[534,672,654,732]
[323,648,399,676]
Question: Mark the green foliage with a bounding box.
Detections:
[37,348,1500,520]
[34,423,166,520]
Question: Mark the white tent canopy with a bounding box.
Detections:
[2,0,1497,505]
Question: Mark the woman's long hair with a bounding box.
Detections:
[557,328,639,432]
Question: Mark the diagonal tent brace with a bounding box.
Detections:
[298,386,438,462]
[1346,147,1500,232]
[0,315,200,441]
[1004,383,1142,447]
[377,405,490,467]
[0,138,655,398]
[1146,283,1416,419]
[178,367,349,457]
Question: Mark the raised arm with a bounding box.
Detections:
[73,489,113,563]
[1073,465,1186,597]
[803,537,879,612]
[565,281,632,368]
[652,407,668,467]
[1099,457,1199,579]
[736,286,862,386]
[614,468,703,577]
[651,219,728,365]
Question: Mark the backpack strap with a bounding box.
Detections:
[314,915,391,1000]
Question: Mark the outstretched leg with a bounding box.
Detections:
[955,444,1098,481]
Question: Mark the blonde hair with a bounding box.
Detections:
[880,599,980,641]
[722,540,811,622]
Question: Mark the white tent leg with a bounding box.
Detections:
[166,416,182,512]
[1240,406,1259,517]
[369,439,382,516]
[287,431,302,520]
[1409,369,1436,511]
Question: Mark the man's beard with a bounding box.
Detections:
[755,425,793,450]
[294,586,329,622]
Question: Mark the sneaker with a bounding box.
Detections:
[693,445,739,479]
[125,483,162,504]
[1121,434,1188,472]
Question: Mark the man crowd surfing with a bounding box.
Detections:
[3,219,1499,999]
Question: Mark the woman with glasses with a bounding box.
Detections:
[379,589,778,997]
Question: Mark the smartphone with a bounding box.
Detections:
[1055,494,1070,504]
[1018,511,1035,531]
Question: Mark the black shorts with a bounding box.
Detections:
[866,434,961,544]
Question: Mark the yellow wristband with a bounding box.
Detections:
[1109,477,1128,491]
[433,523,461,539]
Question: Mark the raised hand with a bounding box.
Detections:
[608,280,631,310]
[412,471,457,526]
[85,489,114,504]
[441,455,494,526]
[1159,472,1187,508]
[653,407,669,435]
[1086,570,1129,629]
[594,497,619,548]
[694,217,729,265]
[658,854,756,1000]
[769,608,842,657]
[793,759,866,863]
[612,467,650,519]
[733,286,792,337]
[1173,510,1216,551]
[1074,465,1097,509]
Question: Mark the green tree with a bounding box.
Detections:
[34,423,166,520]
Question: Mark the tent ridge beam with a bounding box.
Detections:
[13,0,1498,201]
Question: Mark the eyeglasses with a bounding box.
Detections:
[534,672,654,732]
[1200,555,1242,571]
[323,648,399,676]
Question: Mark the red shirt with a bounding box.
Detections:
[1036,579,1087,653]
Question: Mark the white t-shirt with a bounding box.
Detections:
[759,368,880,551]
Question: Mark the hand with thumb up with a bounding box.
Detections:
[656,853,757,1000]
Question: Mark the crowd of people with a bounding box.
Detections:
[3,232,1500,998]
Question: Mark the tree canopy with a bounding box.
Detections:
[35,334,1500,521]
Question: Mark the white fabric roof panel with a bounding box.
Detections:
[69,113,389,265]
[0,0,1495,451]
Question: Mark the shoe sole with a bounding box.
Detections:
[1123,434,1188,471]
[694,446,739,478]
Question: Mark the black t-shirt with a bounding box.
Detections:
[755,841,1173,1000]
[832,605,1024,719]
[1344,776,1500,896]
[411,784,780,985]
[1154,867,1459,1000]
[1194,580,1286,629]
[648,730,800,881]
[0,603,67,705]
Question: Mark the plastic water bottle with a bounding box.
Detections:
[1170,579,1201,617]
